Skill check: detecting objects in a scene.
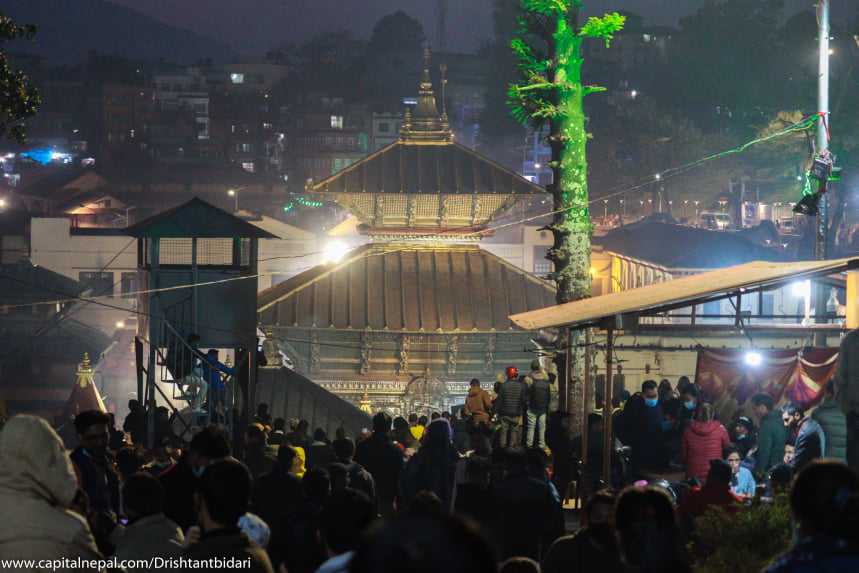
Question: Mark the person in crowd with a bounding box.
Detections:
[269,418,287,446]
[316,489,376,573]
[107,413,126,451]
[615,486,691,573]
[406,490,445,517]
[392,416,417,450]
[812,381,847,461]
[525,359,552,450]
[286,419,313,465]
[790,409,824,473]
[541,489,622,573]
[310,428,335,470]
[116,446,144,480]
[202,349,233,421]
[408,413,425,442]
[464,378,493,427]
[499,557,541,573]
[783,442,796,464]
[490,448,564,561]
[546,411,575,500]
[678,384,700,427]
[618,380,666,477]
[252,443,304,555]
[69,410,120,552]
[330,437,376,508]
[451,408,472,454]
[453,456,495,526]
[662,398,684,467]
[244,423,277,479]
[725,447,756,500]
[254,403,272,427]
[764,461,859,572]
[731,416,757,458]
[183,459,273,573]
[678,460,742,522]
[431,412,442,422]
[112,473,183,567]
[161,424,231,531]
[767,464,794,498]
[153,406,175,447]
[752,393,788,479]
[834,328,859,474]
[496,367,528,448]
[350,514,497,573]
[354,412,404,517]
[124,399,147,446]
[681,402,730,482]
[658,379,676,404]
[676,376,694,397]
[0,415,102,562]
[782,404,803,445]
[400,419,458,511]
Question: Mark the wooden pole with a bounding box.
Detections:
[602,325,614,484]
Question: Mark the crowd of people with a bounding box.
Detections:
[1,360,859,572]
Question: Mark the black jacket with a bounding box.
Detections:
[159,458,198,532]
[490,471,564,561]
[354,432,404,516]
[182,528,273,573]
[497,378,528,417]
[528,370,552,413]
[791,417,823,473]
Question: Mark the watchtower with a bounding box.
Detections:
[128,198,275,443]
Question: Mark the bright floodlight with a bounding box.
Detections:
[323,240,349,264]
[227,189,236,197]
[115,321,126,329]
[791,280,811,299]
[745,351,763,367]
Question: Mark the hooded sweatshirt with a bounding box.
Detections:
[0,415,102,566]
[464,386,493,424]
[681,420,730,482]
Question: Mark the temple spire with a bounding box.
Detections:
[399,46,452,144]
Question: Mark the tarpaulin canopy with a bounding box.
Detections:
[509,257,859,331]
[695,348,838,411]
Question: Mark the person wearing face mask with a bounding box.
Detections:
[160,424,231,532]
[731,416,757,459]
[678,385,700,429]
[618,380,667,479]
[541,489,622,573]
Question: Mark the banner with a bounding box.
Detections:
[695,348,839,410]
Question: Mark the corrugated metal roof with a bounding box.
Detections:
[510,257,859,331]
[126,197,277,239]
[310,141,545,196]
[258,243,556,332]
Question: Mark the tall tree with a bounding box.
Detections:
[0,11,39,143]
[507,0,623,420]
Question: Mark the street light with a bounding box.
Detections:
[603,199,609,222]
[227,188,243,212]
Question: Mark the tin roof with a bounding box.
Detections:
[258,243,556,332]
[126,197,277,239]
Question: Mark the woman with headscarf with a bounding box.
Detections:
[399,419,459,511]
[0,415,102,565]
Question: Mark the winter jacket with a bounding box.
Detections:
[527,369,552,413]
[112,513,184,570]
[791,417,823,473]
[619,394,666,472]
[756,409,788,477]
[464,386,493,424]
[181,527,273,573]
[812,398,847,461]
[681,420,730,482]
[496,378,528,418]
[70,446,121,516]
[835,328,859,416]
[0,415,102,567]
[332,459,376,508]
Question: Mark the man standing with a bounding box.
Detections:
[354,412,404,517]
[835,329,859,473]
[813,382,847,461]
[464,378,493,427]
[525,360,551,450]
[496,366,527,449]
[618,381,665,478]
[752,393,788,479]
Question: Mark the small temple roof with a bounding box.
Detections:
[258,243,556,332]
[126,197,277,239]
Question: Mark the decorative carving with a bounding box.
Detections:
[310,332,321,372]
[360,330,372,375]
[398,335,410,375]
[407,197,418,226]
[484,334,496,373]
[471,194,481,225]
[440,195,451,222]
[447,335,459,375]
[374,195,385,227]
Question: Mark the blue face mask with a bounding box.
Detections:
[645,397,659,408]
[684,400,696,411]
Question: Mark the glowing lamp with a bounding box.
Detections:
[322,240,349,264]
[744,351,763,367]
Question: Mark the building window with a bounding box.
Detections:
[79,272,114,297]
[330,115,344,129]
[762,293,775,317]
[262,122,273,130]
[378,122,390,133]
[230,73,244,84]
[241,162,255,173]
[702,300,721,318]
[120,272,137,298]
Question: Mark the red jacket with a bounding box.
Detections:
[682,420,730,482]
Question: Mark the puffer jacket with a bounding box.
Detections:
[812,398,847,461]
[496,378,527,418]
[0,415,102,567]
[681,420,730,482]
[791,417,824,472]
[526,369,552,413]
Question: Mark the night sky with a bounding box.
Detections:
[111,0,850,55]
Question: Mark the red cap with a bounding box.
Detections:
[505,366,519,380]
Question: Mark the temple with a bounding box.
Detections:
[257,50,553,414]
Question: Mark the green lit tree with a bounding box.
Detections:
[0,12,39,143]
[507,2,623,419]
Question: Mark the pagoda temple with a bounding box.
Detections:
[257,50,554,414]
